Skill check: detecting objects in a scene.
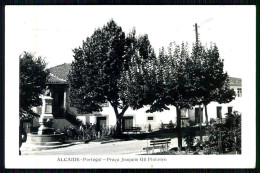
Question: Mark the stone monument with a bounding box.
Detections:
[37,95,55,135]
[21,94,68,153]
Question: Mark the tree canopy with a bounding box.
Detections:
[19,52,49,120]
[68,20,236,138]
[189,42,236,125]
[143,41,235,147]
[145,42,195,147]
[68,20,156,134]
[69,20,127,114]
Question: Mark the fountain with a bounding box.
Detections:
[21,95,68,152]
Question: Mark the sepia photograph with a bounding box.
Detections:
[5,5,255,168]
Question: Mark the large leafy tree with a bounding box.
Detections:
[145,42,195,148]
[203,44,235,125]
[188,41,208,142]
[186,41,235,145]
[20,52,49,120]
[68,20,156,134]
[119,31,157,111]
[190,43,236,126]
[144,41,235,147]
[19,52,49,155]
[165,42,195,148]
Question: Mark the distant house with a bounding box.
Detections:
[33,63,242,132]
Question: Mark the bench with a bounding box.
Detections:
[124,127,142,134]
[143,138,171,154]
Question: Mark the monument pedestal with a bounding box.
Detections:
[21,95,66,153]
[37,95,55,135]
[38,117,55,135]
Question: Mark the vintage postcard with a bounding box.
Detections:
[5,5,256,168]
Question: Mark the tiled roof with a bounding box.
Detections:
[229,77,242,86]
[47,63,71,84]
[47,63,242,87]
[47,73,68,84]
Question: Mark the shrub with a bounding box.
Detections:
[184,126,196,147]
[188,120,196,127]
[63,124,118,141]
[108,125,116,137]
[202,111,241,154]
[167,120,175,130]
[209,118,217,125]
[222,111,241,153]
[160,121,165,130]
[61,126,78,140]
[88,124,97,139]
[99,124,115,138]
[62,124,96,141]
[202,125,222,154]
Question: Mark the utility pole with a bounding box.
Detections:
[194,23,203,144]
[199,105,202,142]
[194,23,200,43]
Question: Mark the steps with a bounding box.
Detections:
[20,142,75,153]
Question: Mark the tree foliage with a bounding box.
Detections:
[144,42,194,147]
[189,42,236,125]
[69,20,127,113]
[19,52,49,120]
[203,111,241,154]
[144,41,236,147]
[68,20,237,139]
[119,30,157,111]
[146,42,194,112]
[184,126,197,147]
[68,20,156,134]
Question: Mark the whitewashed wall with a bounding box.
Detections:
[65,84,242,132]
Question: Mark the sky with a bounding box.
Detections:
[6,5,255,78]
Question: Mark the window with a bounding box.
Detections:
[237,88,242,97]
[96,117,107,131]
[195,108,203,124]
[181,109,188,117]
[217,106,222,119]
[228,107,233,115]
[123,116,133,131]
[147,115,155,122]
[147,116,154,120]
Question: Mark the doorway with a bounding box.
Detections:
[52,87,65,118]
[122,116,133,131]
[96,117,107,132]
[195,108,203,124]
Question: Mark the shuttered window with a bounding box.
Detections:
[217,106,222,119]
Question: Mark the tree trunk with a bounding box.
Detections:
[199,105,202,142]
[116,115,123,135]
[19,120,23,155]
[19,126,22,155]
[204,104,208,126]
[176,107,182,148]
[112,105,129,137]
